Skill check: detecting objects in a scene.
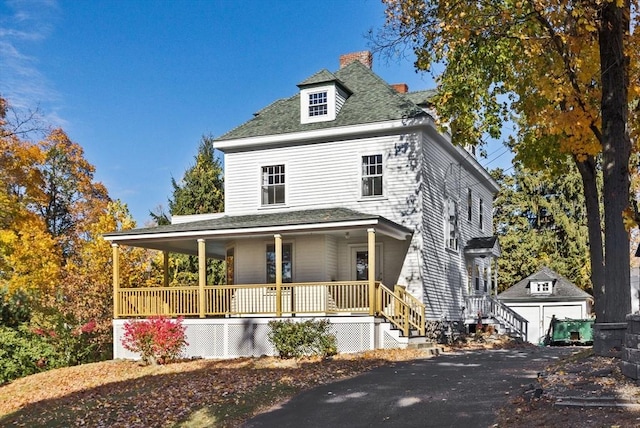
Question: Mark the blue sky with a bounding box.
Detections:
[1,0,512,225]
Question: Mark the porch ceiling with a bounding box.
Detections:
[103,207,413,257]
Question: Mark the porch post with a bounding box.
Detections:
[112,244,120,319]
[494,259,499,296]
[367,228,376,316]
[486,257,492,296]
[198,239,206,318]
[163,251,169,287]
[275,234,282,317]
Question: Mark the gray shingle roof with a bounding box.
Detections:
[215,60,428,141]
[104,207,411,238]
[404,89,437,107]
[498,266,592,301]
[465,236,498,251]
[297,69,341,87]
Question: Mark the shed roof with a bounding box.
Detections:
[103,207,413,257]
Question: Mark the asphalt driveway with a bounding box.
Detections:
[243,346,576,428]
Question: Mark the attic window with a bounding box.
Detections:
[308,91,328,117]
[531,280,552,295]
[300,84,343,124]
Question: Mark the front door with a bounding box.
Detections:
[350,245,383,281]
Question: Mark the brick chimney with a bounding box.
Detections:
[340,51,373,69]
[391,83,409,93]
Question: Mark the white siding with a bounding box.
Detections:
[419,129,498,320]
[223,134,419,217]
[325,234,338,281]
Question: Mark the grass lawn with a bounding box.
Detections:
[0,348,431,427]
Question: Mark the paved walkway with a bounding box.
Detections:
[243,346,576,428]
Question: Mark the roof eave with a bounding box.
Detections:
[213,117,431,152]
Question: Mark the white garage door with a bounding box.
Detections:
[508,306,542,344]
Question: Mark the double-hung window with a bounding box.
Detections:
[479,198,484,230]
[445,198,459,251]
[362,154,383,197]
[261,165,285,206]
[308,91,328,117]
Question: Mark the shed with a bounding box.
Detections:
[497,266,593,344]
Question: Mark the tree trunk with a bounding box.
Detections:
[599,2,631,323]
[575,156,605,320]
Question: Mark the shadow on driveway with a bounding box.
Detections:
[243,347,576,428]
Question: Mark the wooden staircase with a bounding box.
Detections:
[465,295,528,340]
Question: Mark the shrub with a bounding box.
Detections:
[0,325,60,384]
[31,309,101,367]
[268,319,337,359]
[122,316,188,365]
[0,287,32,328]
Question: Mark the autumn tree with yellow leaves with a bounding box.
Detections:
[0,97,154,374]
[376,1,637,337]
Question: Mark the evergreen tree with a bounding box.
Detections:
[163,136,225,285]
[492,163,591,294]
[170,136,224,216]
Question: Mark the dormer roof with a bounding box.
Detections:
[297,69,350,92]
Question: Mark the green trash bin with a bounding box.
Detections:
[546,316,594,346]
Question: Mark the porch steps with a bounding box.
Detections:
[378,319,441,354]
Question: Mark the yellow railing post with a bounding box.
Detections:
[112,243,120,318]
[163,251,169,287]
[198,239,206,318]
[275,234,282,317]
[367,228,376,316]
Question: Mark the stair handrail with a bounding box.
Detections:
[376,283,426,337]
[488,296,528,340]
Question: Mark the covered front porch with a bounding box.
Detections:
[104,208,427,358]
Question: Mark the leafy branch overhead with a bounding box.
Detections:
[376,0,635,325]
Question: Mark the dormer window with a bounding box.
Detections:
[298,70,351,125]
[308,91,328,117]
[531,280,552,295]
[300,85,337,124]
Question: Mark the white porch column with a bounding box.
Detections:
[275,234,282,317]
[486,257,492,295]
[163,251,169,287]
[198,239,206,318]
[494,259,499,296]
[367,228,376,316]
[112,244,120,319]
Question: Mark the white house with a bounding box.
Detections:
[104,51,521,358]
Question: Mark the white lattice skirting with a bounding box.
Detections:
[113,316,405,360]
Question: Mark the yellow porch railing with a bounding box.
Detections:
[115,281,426,337]
[377,285,426,337]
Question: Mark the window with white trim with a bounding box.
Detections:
[479,198,484,230]
[445,198,459,251]
[261,165,285,206]
[467,188,472,222]
[266,243,293,283]
[531,280,552,295]
[362,154,383,197]
[308,91,328,117]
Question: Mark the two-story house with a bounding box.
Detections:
[105,52,520,359]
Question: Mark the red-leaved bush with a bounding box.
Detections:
[121,316,188,365]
